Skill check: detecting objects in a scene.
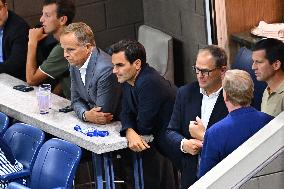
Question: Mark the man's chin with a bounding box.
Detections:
[117,79,125,83]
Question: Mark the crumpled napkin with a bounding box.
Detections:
[251,21,284,40]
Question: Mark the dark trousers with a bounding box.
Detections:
[180,156,198,189]
[119,144,176,189]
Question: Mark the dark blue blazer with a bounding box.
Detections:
[0,11,29,81]
[199,107,273,177]
[166,82,228,187]
[120,63,177,154]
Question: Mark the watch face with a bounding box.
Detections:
[82,112,86,121]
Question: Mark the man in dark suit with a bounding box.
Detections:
[198,69,273,177]
[60,22,121,124]
[166,45,229,188]
[0,0,29,81]
[111,39,177,189]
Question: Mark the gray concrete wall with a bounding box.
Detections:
[240,152,284,189]
[8,0,143,51]
[8,0,206,85]
[143,0,208,85]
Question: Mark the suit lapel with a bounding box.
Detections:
[208,89,228,128]
[85,48,98,89]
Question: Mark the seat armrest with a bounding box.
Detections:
[0,169,30,181]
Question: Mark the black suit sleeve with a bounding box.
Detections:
[0,13,29,80]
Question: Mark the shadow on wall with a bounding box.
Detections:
[173,38,184,86]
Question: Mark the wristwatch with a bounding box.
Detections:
[82,111,87,122]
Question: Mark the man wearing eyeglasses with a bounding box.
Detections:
[0,0,29,81]
[166,45,228,188]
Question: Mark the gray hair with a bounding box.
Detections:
[62,22,95,46]
[223,69,254,106]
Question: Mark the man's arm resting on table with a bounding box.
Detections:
[126,128,150,152]
[83,107,113,124]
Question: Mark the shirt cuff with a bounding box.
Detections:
[180,138,187,153]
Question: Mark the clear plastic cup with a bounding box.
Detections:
[36,91,50,114]
[39,84,51,109]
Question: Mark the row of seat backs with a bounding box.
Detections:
[0,119,81,189]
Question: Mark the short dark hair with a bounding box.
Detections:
[111,39,146,65]
[252,38,284,71]
[43,0,75,25]
[199,45,227,68]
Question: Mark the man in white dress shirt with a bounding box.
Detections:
[166,45,228,188]
[60,22,121,124]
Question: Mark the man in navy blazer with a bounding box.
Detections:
[0,0,29,81]
[111,39,177,189]
[198,70,273,177]
[166,45,229,188]
[60,22,121,124]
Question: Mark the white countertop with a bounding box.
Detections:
[0,73,153,154]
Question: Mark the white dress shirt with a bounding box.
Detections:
[200,87,222,129]
[180,87,222,153]
[79,52,92,85]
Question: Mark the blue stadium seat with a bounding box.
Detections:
[1,123,45,184]
[0,111,9,136]
[8,138,82,189]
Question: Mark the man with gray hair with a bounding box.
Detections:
[60,22,121,124]
[198,69,273,177]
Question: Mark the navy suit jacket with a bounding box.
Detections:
[166,81,228,186]
[120,63,177,154]
[199,107,273,177]
[70,47,121,121]
[0,11,29,81]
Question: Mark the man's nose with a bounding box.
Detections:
[112,66,118,74]
[63,50,69,59]
[39,15,44,23]
[252,62,257,70]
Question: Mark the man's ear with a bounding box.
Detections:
[223,90,228,102]
[59,16,68,26]
[85,43,93,50]
[134,59,142,70]
[272,60,281,71]
[221,66,227,79]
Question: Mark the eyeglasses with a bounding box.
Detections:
[192,66,219,76]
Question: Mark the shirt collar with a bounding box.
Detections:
[267,79,284,94]
[79,51,92,71]
[200,87,222,97]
